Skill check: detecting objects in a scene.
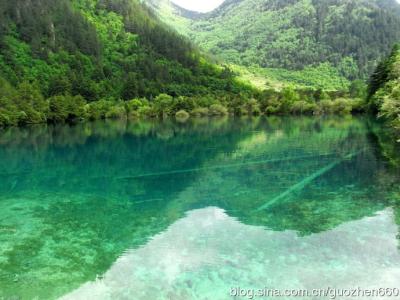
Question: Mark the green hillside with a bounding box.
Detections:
[0,0,255,126]
[149,0,400,89]
[368,44,400,139]
[0,0,396,128]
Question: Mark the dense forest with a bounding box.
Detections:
[150,0,400,89]
[0,0,398,130]
[368,44,400,140]
[0,0,258,126]
[0,0,371,128]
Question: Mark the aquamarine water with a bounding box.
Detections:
[0,117,399,299]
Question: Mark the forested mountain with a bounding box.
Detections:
[0,0,256,126]
[0,0,397,128]
[0,0,254,99]
[368,44,400,138]
[149,0,400,86]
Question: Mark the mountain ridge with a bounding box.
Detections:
[0,0,250,99]
[149,0,400,85]
[0,0,255,126]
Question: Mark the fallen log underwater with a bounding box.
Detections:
[117,152,338,181]
[255,149,366,211]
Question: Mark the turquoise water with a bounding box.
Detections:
[0,116,400,299]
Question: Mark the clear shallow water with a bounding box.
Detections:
[0,116,399,299]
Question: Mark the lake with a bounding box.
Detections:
[0,116,399,299]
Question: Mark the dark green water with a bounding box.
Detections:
[0,116,400,299]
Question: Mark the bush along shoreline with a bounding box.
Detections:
[367,44,400,141]
[0,78,368,128]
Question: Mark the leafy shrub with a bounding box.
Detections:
[126,99,145,112]
[280,87,300,113]
[331,98,353,114]
[128,110,140,119]
[14,82,48,124]
[105,104,127,119]
[237,106,249,116]
[209,104,228,116]
[315,100,334,115]
[153,94,175,116]
[173,96,195,113]
[175,109,190,120]
[314,89,331,102]
[86,100,113,120]
[0,97,19,126]
[241,98,261,115]
[349,80,367,99]
[0,112,10,127]
[137,105,157,118]
[48,96,71,122]
[290,101,315,114]
[195,95,217,108]
[265,98,282,114]
[48,95,87,122]
[379,84,400,121]
[191,107,209,117]
[313,98,354,115]
[350,98,366,113]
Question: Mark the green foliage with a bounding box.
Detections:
[280,87,300,113]
[0,0,374,128]
[137,105,157,118]
[86,100,114,120]
[314,89,331,102]
[48,95,86,122]
[191,107,209,117]
[175,109,190,120]
[124,98,151,118]
[349,80,367,99]
[48,76,73,97]
[173,96,196,113]
[0,85,367,128]
[126,98,146,112]
[0,77,19,125]
[368,44,400,139]
[209,104,228,116]
[0,0,255,115]
[152,0,400,86]
[0,112,9,127]
[263,63,349,90]
[379,85,400,121]
[265,100,282,114]
[330,99,354,115]
[153,93,175,117]
[240,99,261,116]
[13,82,48,124]
[368,44,400,102]
[290,101,316,115]
[105,103,127,119]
